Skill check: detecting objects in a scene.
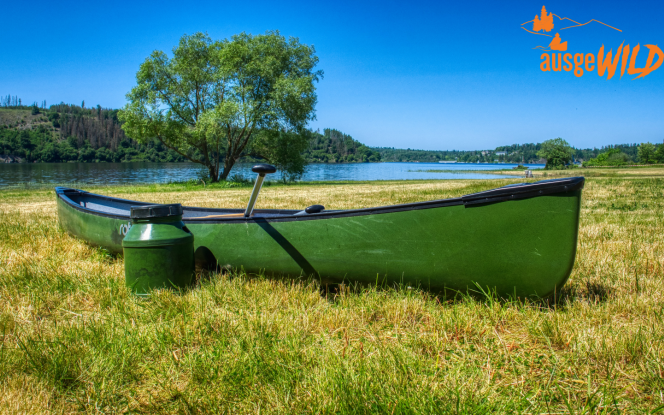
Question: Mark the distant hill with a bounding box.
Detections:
[374,143,645,164]
[0,103,186,163]
[374,147,467,163]
[0,101,381,165]
[304,128,380,163]
[0,98,654,166]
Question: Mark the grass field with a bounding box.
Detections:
[415,166,664,178]
[1,176,663,413]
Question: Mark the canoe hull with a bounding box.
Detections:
[188,191,581,298]
[56,195,132,253]
[56,180,583,298]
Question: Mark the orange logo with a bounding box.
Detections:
[532,5,554,33]
[521,6,663,79]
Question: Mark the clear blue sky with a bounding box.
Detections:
[1,0,662,150]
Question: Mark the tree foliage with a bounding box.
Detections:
[119,31,322,182]
[252,129,311,181]
[655,144,664,163]
[637,142,656,164]
[0,104,186,163]
[305,129,380,163]
[537,138,575,169]
[0,123,186,163]
[583,148,633,166]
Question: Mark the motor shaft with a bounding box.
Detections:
[244,164,277,217]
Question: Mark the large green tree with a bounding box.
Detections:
[251,129,311,182]
[537,138,575,169]
[119,31,322,181]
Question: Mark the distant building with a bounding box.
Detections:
[495,151,507,156]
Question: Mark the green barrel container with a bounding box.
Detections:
[122,204,194,295]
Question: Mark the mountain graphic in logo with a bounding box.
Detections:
[522,5,621,52]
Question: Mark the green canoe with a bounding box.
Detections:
[55,176,584,298]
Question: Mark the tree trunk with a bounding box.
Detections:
[217,128,254,181]
[208,164,219,182]
[219,157,237,181]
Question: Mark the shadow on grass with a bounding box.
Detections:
[184,247,612,311]
[536,280,613,311]
[318,277,617,312]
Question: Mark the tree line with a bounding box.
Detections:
[531,138,663,169]
[0,102,187,163]
[0,104,378,166]
[584,143,664,166]
[373,145,547,163]
[1,103,660,168]
[0,124,187,163]
[2,94,661,171]
[2,95,48,110]
[374,142,658,165]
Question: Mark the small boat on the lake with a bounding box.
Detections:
[55,172,584,298]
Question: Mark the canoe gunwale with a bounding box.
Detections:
[55,177,584,223]
[462,178,584,206]
[56,187,146,221]
[55,187,303,220]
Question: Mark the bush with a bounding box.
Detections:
[655,144,664,163]
[57,141,78,161]
[78,147,96,162]
[39,143,59,162]
[583,149,633,167]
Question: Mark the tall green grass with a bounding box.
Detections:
[0,178,663,413]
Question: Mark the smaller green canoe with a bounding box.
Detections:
[56,177,584,298]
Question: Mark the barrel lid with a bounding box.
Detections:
[130,204,183,219]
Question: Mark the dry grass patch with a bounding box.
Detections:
[0,178,663,413]
[538,167,664,179]
[102,180,510,210]
[417,166,664,179]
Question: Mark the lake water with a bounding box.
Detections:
[0,162,544,186]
